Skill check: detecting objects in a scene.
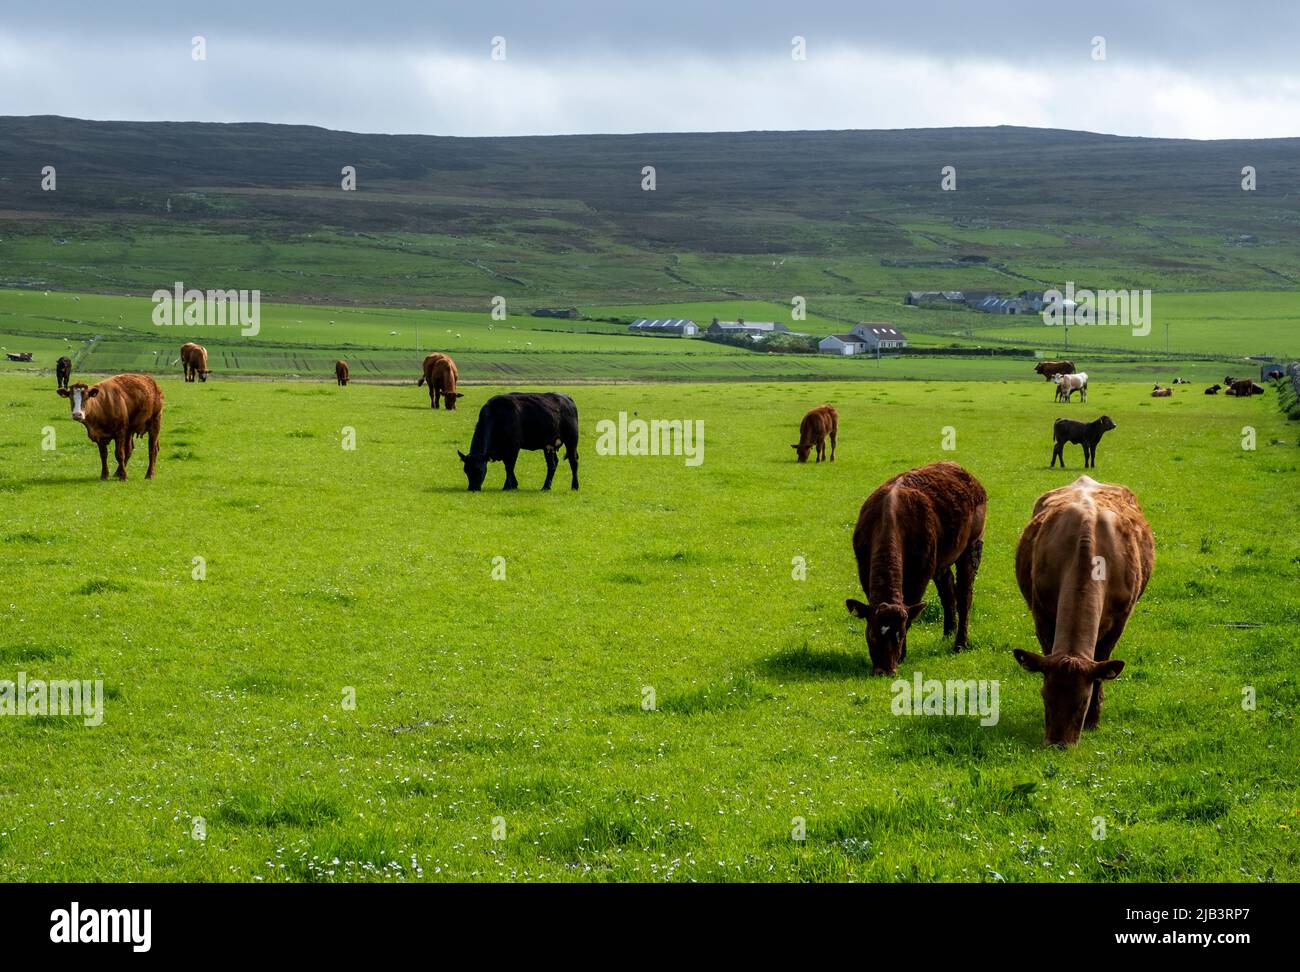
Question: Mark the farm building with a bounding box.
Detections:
[818,333,870,355]
[707,319,792,339]
[851,322,908,350]
[629,318,698,337]
[974,295,1029,315]
[905,290,966,306]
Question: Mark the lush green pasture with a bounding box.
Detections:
[0,374,1296,882]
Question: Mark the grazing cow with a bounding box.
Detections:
[1035,360,1075,381]
[1227,379,1264,397]
[335,360,350,385]
[57,374,164,480]
[1204,384,1221,395]
[180,342,211,382]
[845,462,987,675]
[1051,415,1115,469]
[1053,371,1088,403]
[55,356,72,390]
[792,404,838,463]
[417,352,463,410]
[1013,477,1154,746]
[1151,384,1172,397]
[458,392,578,491]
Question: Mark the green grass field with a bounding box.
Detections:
[1,373,1296,881]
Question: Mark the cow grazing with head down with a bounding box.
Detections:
[846,461,988,676]
[55,356,72,390]
[1035,360,1075,382]
[1053,372,1088,403]
[417,352,463,409]
[458,392,579,491]
[57,374,164,480]
[1051,415,1115,468]
[1014,476,1154,746]
[180,342,211,382]
[335,360,350,385]
[792,404,837,463]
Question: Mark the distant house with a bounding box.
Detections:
[819,333,870,355]
[851,322,908,351]
[531,307,581,319]
[960,290,1002,306]
[707,319,793,339]
[974,296,1028,315]
[629,318,697,337]
[905,290,966,306]
[1019,290,1046,313]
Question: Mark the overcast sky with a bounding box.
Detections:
[3,1,1299,139]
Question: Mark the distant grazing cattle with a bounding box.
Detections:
[1035,360,1075,381]
[792,404,838,463]
[335,360,350,385]
[1151,385,1172,397]
[1172,377,1190,385]
[55,356,72,390]
[1013,476,1154,746]
[180,342,211,382]
[1053,371,1088,403]
[417,352,463,409]
[845,461,987,675]
[1204,384,1221,395]
[1226,379,1263,397]
[458,392,578,491]
[1051,415,1115,469]
[57,374,164,480]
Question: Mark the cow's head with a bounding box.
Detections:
[57,382,97,422]
[1097,415,1116,432]
[791,442,811,462]
[445,391,464,411]
[457,450,487,491]
[846,598,926,675]
[1034,362,1048,375]
[198,369,211,382]
[1014,649,1124,747]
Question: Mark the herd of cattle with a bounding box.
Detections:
[43,345,1283,745]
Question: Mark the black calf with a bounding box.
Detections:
[1051,415,1116,469]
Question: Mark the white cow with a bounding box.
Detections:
[1053,372,1089,403]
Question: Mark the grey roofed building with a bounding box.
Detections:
[706,319,792,338]
[819,333,870,355]
[629,318,697,336]
[906,290,968,305]
[975,296,1028,315]
[850,322,908,349]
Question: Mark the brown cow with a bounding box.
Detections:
[56,356,72,389]
[416,352,463,409]
[1150,384,1172,397]
[335,360,350,385]
[1013,476,1154,746]
[845,461,987,675]
[1035,360,1075,381]
[180,342,211,382]
[57,374,164,480]
[792,404,838,462]
[1226,379,1263,397]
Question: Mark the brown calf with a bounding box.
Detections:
[335,360,350,385]
[57,374,164,480]
[1013,476,1154,746]
[792,404,838,462]
[845,461,988,675]
[180,342,211,382]
[1150,385,1172,397]
[416,352,463,409]
[1035,360,1075,381]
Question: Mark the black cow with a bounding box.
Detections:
[458,392,579,491]
[1204,384,1221,395]
[56,356,72,390]
[1051,415,1116,469]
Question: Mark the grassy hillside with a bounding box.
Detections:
[1,373,1296,881]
